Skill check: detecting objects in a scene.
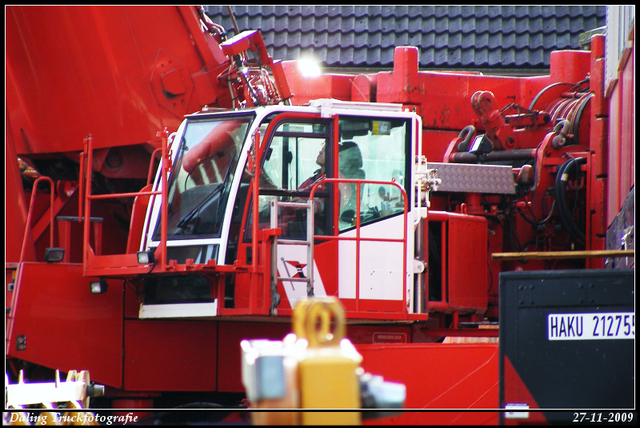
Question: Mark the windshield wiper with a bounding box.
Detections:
[176,152,236,231]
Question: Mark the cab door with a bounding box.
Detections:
[235,112,416,317]
[332,115,414,314]
[235,113,338,312]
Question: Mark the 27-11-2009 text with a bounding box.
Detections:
[573,412,635,423]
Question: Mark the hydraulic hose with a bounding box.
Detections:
[554,157,587,246]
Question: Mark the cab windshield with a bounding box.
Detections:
[152,116,252,240]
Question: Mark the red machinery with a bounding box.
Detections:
[6,6,634,425]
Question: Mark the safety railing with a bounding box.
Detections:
[307,178,411,317]
[79,131,171,277]
[20,176,56,263]
[137,146,167,255]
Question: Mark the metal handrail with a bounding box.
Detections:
[308,177,410,313]
[20,176,56,263]
[81,130,170,273]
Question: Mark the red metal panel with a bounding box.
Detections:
[379,71,475,130]
[217,322,415,394]
[374,47,558,132]
[7,263,123,388]
[591,117,609,177]
[605,41,635,225]
[281,61,353,105]
[589,176,608,247]
[592,58,608,118]
[357,343,499,425]
[345,325,412,345]
[518,75,557,108]
[126,184,152,255]
[123,281,142,319]
[448,214,489,312]
[351,74,374,102]
[549,50,591,84]
[591,34,605,60]
[5,109,31,263]
[606,87,621,226]
[5,6,225,158]
[380,47,420,105]
[123,320,217,391]
[422,130,460,164]
[313,240,339,298]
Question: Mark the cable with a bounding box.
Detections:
[555,156,587,246]
[486,259,493,293]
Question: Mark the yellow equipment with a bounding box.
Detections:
[241,297,405,425]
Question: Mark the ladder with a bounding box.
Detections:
[269,198,315,314]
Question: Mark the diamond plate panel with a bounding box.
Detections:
[427,162,515,194]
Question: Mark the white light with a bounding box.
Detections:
[90,279,108,294]
[297,57,321,78]
[137,250,155,264]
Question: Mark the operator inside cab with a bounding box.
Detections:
[160,117,251,238]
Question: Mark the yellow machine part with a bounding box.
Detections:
[294,297,362,425]
[243,297,380,425]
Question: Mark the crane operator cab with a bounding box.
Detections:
[141,99,425,320]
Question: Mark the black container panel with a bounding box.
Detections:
[499,268,635,423]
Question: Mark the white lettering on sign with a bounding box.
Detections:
[548,313,635,340]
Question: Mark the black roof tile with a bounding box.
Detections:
[460,33,475,50]
[205,5,607,70]
[460,50,475,67]
[473,49,488,66]
[420,49,433,65]
[488,50,503,67]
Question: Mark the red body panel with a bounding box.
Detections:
[123,320,218,392]
[357,343,500,425]
[6,113,31,263]
[216,322,415,393]
[6,6,227,158]
[444,213,489,313]
[6,263,123,388]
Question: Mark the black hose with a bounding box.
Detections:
[555,157,587,245]
[556,158,583,243]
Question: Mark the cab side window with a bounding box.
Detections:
[247,120,332,240]
[337,117,409,231]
